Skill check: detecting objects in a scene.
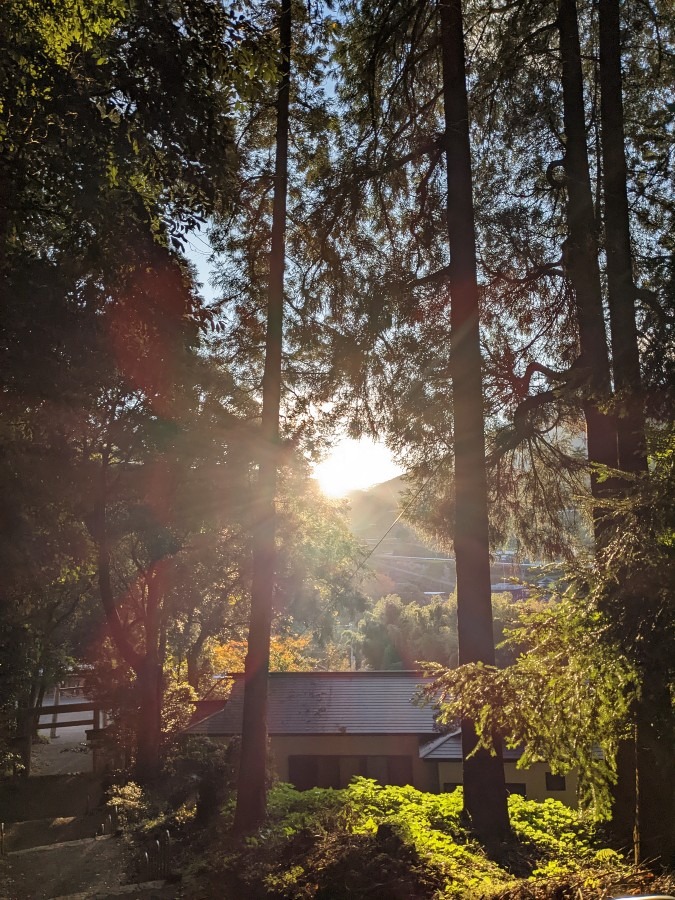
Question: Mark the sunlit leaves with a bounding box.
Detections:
[422,592,636,818]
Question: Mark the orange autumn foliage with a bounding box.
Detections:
[212,634,316,673]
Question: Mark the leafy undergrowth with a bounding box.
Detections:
[176,779,673,899]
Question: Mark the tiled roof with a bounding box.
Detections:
[185,671,437,736]
[420,731,523,761]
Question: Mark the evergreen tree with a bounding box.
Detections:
[280,0,511,840]
[234,0,292,834]
[439,0,509,841]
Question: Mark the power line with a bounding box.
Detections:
[351,458,446,579]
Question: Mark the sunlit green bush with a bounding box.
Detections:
[229,780,630,899]
[106,780,150,828]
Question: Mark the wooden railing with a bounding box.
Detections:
[32,700,107,737]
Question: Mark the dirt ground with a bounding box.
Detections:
[1,835,127,899]
[1,734,117,898]
[32,695,93,778]
[30,737,92,778]
[0,725,180,899]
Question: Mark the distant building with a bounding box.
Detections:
[491,582,528,600]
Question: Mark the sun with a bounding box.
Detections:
[312,438,402,497]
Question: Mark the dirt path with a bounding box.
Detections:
[0,808,175,899]
[2,835,126,899]
[0,764,177,898]
[30,733,92,779]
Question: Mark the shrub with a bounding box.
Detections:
[107,781,150,828]
[216,782,631,899]
[508,794,599,865]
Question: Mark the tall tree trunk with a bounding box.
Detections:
[91,460,167,783]
[16,670,46,777]
[558,0,618,525]
[598,0,673,864]
[598,0,647,477]
[439,0,509,843]
[135,657,163,783]
[186,631,208,692]
[91,471,163,782]
[92,460,143,673]
[233,0,291,835]
[134,565,164,783]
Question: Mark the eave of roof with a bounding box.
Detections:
[418,728,462,758]
[187,699,228,728]
[420,732,523,761]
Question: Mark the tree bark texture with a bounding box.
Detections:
[134,657,163,783]
[186,631,208,691]
[564,0,673,863]
[439,0,510,843]
[134,565,164,783]
[597,0,651,862]
[598,0,647,475]
[558,0,618,527]
[233,0,291,835]
[638,680,675,864]
[93,490,142,674]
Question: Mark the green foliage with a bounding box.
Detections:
[507,796,601,874]
[0,0,261,261]
[164,735,239,824]
[161,675,197,738]
[590,430,675,707]
[209,0,340,434]
[350,595,458,670]
[422,593,635,818]
[273,462,367,641]
[107,780,151,828]
[349,591,536,671]
[418,433,675,826]
[0,0,278,781]
[210,781,628,899]
[342,780,500,897]
[263,781,346,839]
